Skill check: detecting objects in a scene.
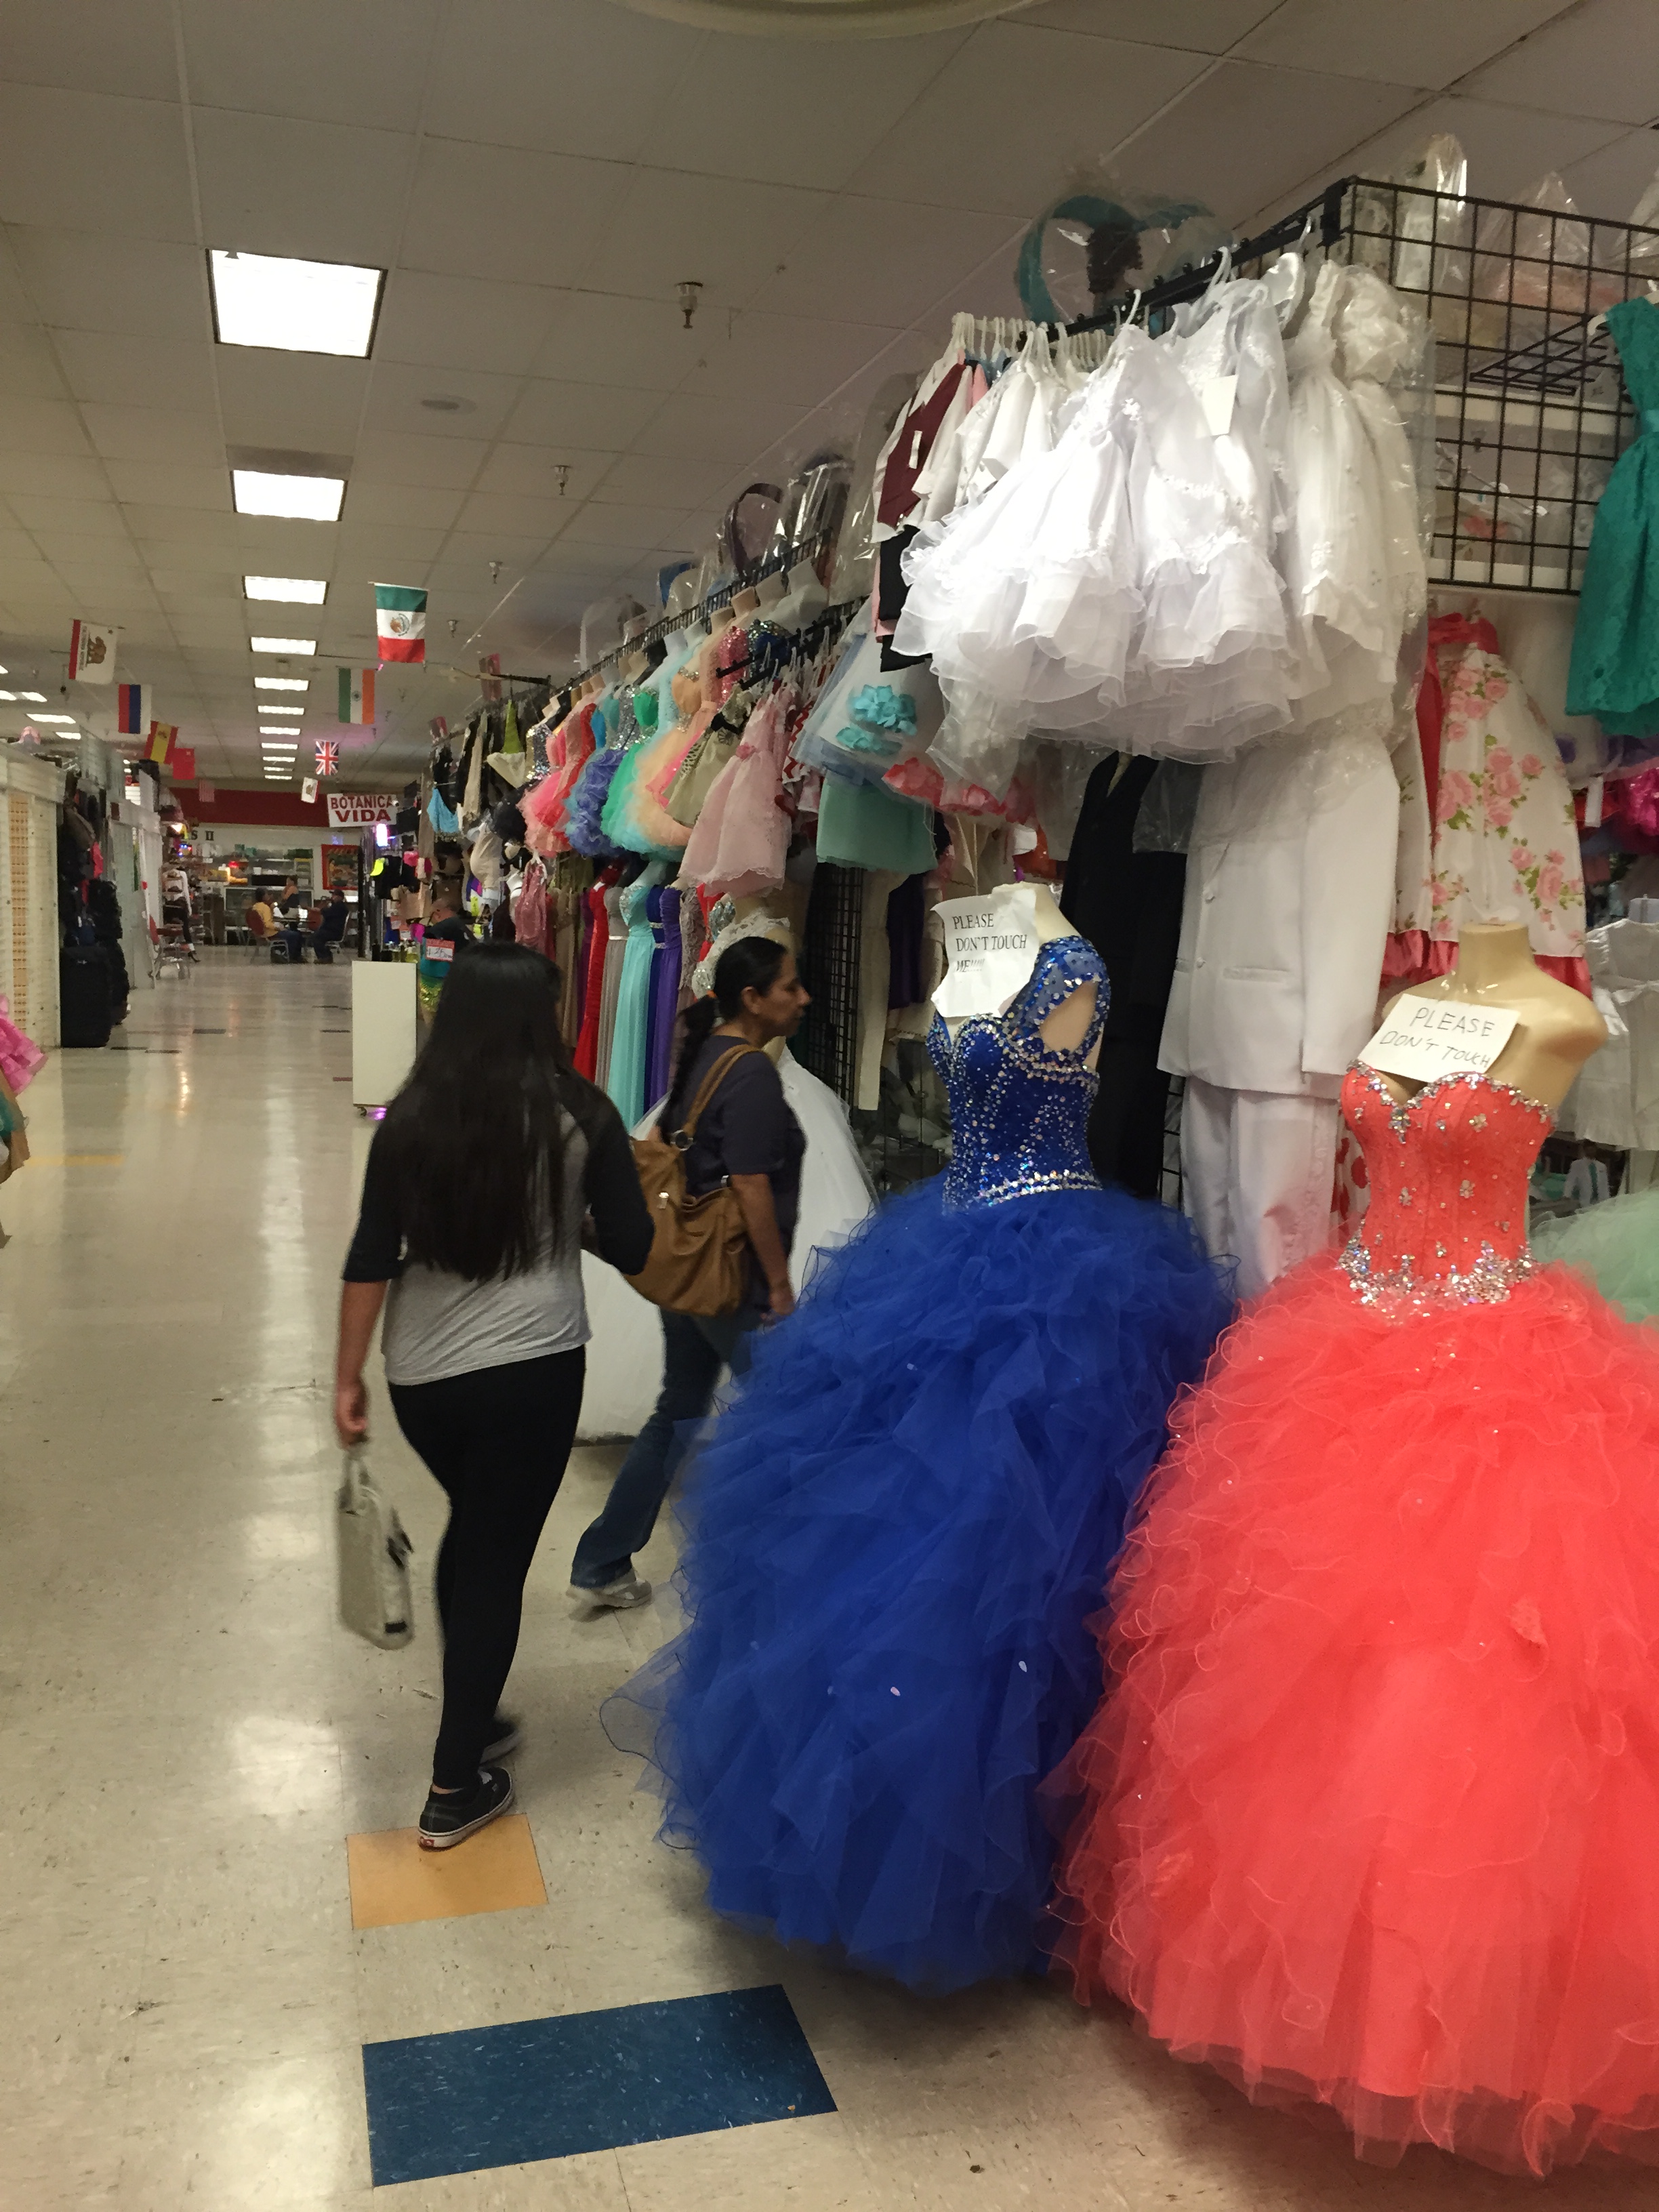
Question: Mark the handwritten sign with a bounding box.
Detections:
[327,791,399,829]
[933,885,1040,1022]
[1359,993,1521,1082]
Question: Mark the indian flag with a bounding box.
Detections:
[338,667,376,723]
[373,582,426,664]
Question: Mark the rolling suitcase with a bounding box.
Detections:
[58,945,112,1048]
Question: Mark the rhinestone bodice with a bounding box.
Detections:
[1338,1065,1554,1307]
[928,935,1106,1209]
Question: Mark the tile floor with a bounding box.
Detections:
[1,956,1652,2208]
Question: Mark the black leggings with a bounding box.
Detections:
[389,1349,585,1789]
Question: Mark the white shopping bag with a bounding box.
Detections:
[336,1445,414,1650]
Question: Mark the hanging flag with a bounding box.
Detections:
[302,776,319,805]
[170,745,196,782]
[144,721,176,766]
[68,618,116,683]
[337,666,376,723]
[115,682,149,735]
[373,583,426,664]
[314,739,339,778]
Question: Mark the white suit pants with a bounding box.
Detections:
[1181,1078,1338,1300]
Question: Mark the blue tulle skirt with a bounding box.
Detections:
[604,1176,1233,1992]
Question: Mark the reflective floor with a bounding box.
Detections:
[2,956,1650,2208]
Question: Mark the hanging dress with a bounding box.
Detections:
[1568,295,1659,736]
[1050,1061,1659,2177]
[605,872,660,1128]
[605,937,1231,1992]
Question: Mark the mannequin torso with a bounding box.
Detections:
[1380,921,1604,1111]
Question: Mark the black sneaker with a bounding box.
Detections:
[417,1765,514,1850]
[482,1713,522,1762]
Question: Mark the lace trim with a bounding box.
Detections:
[1347,1061,1556,1135]
[1340,1236,1536,1311]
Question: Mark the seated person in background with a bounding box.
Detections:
[247,894,276,944]
[276,877,304,916]
[310,888,350,964]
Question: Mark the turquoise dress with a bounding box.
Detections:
[1568,296,1659,735]
[605,869,664,1128]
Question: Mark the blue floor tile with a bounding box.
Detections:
[361,1983,837,2186]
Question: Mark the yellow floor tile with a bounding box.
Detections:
[347,1815,547,1930]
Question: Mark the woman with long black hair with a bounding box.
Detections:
[335,941,652,1847]
[568,935,808,1609]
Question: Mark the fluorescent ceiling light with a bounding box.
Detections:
[232,470,344,522]
[19,691,45,701]
[260,725,301,736]
[209,249,384,359]
[0,664,8,674]
[33,714,76,724]
[0,692,14,702]
[250,636,316,655]
[254,676,309,692]
[245,576,327,604]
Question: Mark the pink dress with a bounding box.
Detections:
[677,689,797,901]
[0,996,44,1093]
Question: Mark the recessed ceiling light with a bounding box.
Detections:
[250,636,316,655]
[209,249,384,359]
[254,676,309,693]
[19,690,45,701]
[245,575,327,604]
[232,470,344,522]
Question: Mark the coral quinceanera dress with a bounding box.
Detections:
[1049,1061,1659,2177]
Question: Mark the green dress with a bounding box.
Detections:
[1533,1185,1659,1324]
[1568,295,1659,735]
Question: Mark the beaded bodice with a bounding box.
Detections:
[928,935,1106,1209]
[1338,1065,1553,1307]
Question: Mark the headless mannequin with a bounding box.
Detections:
[1379,921,1605,1113]
[939,880,1100,1065]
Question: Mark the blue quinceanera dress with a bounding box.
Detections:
[605,934,1233,1990]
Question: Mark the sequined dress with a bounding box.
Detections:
[1049,1064,1659,2177]
[604,935,1231,1991]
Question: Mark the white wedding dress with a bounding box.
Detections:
[576,1048,877,1440]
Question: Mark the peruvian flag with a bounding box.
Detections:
[314,739,339,778]
[373,583,426,664]
[337,666,375,723]
[116,682,149,734]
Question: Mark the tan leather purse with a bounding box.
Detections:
[625,1044,758,1316]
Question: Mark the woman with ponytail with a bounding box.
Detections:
[568,935,808,1608]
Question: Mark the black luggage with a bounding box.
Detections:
[59,945,112,1048]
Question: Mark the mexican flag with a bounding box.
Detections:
[338,667,375,723]
[373,583,426,664]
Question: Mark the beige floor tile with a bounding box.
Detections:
[348,1814,548,1929]
[619,2112,882,2212]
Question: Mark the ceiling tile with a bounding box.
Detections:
[192,109,415,264]
[0,452,110,499]
[648,29,968,192]
[532,289,703,392]
[585,169,834,313]
[452,489,571,540]
[422,0,699,164]
[1122,61,1422,226]
[333,524,451,565]
[0,0,180,101]
[52,329,218,412]
[1,399,94,457]
[747,197,1024,328]
[121,506,240,546]
[402,141,627,289]
[0,86,194,241]
[373,271,569,378]
[1561,128,1659,220]
[498,378,663,451]
[351,430,489,489]
[1237,0,1572,88]
[148,563,241,593]
[343,483,466,531]
[81,405,224,467]
[1326,94,1629,209]
[179,0,441,133]
[678,311,903,407]
[1018,0,1278,43]
[850,23,1208,220]
[363,359,523,442]
[474,446,618,501]
[1463,0,1659,124]
[0,325,70,401]
[602,390,802,466]
[590,452,735,509]
[557,502,695,551]
[7,231,209,339]
[104,459,230,510]
[9,495,128,539]
[216,350,369,451]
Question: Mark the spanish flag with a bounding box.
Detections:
[144,721,176,766]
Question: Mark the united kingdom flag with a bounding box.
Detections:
[314,739,339,777]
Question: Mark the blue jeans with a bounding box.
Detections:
[569,1309,756,1590]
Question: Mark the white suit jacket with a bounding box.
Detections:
[1158,709,1399,1099]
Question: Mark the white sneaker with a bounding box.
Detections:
[573,1571,652,1610]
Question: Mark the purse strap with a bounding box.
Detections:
[676,1042,760,1146]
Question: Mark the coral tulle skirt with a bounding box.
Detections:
[1046,1253,1659,2177]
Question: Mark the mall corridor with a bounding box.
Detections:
[0,958,1649,2210]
